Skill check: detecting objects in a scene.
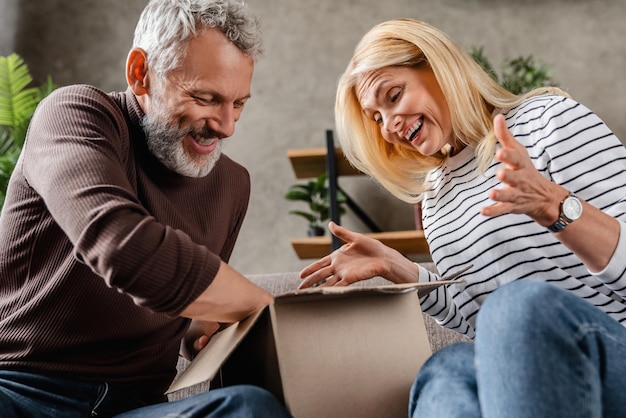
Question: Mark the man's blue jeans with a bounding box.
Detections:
[410,280,626,418]
[0,369,292,418]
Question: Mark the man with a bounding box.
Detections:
[0,1,291,416]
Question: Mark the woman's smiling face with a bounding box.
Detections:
[356,65,454,156]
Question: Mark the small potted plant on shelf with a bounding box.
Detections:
[285,173,347,236]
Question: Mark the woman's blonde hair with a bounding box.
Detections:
[335,18,567,203]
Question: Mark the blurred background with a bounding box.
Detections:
[1,0,624,275]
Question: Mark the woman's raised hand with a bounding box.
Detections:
[482,114,565,224]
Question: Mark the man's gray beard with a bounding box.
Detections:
[142,114,223,178]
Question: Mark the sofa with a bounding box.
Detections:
[169,263,470,401]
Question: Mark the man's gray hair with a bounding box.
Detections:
[133,0,263,77]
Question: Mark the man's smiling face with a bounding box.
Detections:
[143,28,254,177]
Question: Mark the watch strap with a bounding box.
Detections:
[547,192,578,233]
[547,218,568,233]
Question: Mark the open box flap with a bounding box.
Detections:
[167,307,265,394]
[276,279,462,302]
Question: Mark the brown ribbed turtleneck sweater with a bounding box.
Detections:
[0,84,250,400]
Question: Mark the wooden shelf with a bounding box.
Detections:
[290,230,429,259]
[287,142,429,260]
[287,147,361,179]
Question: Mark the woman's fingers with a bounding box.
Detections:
[298,264,334,289]
[298,222,385,289]
[328,221,362,244]
[493,114,516,151]
[299,254,331,278]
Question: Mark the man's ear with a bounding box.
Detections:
[126,48,150,96]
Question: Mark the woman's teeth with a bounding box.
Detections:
[405,120,423,142]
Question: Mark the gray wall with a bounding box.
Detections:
[1,0,625,275]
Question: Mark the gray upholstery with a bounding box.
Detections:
[169,264,470,401]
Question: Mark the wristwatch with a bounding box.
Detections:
[547,192,583,233]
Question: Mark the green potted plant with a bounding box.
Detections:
[470,46,557,94]
[0,53,56,208]
[285,173,347,236]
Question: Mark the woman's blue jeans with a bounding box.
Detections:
[0,369,292,418]
[410,280,626,418]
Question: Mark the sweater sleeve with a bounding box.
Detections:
[21,85,219,315]
[534,97,626,297]
[417,264,475,338]
[592,223,626,292]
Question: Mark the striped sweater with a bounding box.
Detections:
[418,95,626,338]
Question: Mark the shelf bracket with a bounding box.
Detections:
[326,130,342,251]
[325,130,383,251]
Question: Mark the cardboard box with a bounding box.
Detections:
[167,281,457,418]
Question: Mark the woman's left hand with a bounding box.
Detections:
[481,114,566,225]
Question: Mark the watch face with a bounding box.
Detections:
[563,196,583,220]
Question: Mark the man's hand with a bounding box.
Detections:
[181,319,222,360]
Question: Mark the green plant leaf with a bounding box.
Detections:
[284,189,313,203]
[336,188,348,203]
[0,129,12,156]
[313,173,327,190]
[0,53,56,209]
[288,210,317,224]
[470,46,498,83]
[285,172,347,229]
[0,54,42,131]
[0,147,20,205]
[501,55,555,95]
[469,47,557,95]
[39,75,57,98]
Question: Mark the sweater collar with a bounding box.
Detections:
[445,144,474,170]
[123,87,146,135]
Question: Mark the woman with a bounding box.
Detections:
[299,19,626,417]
